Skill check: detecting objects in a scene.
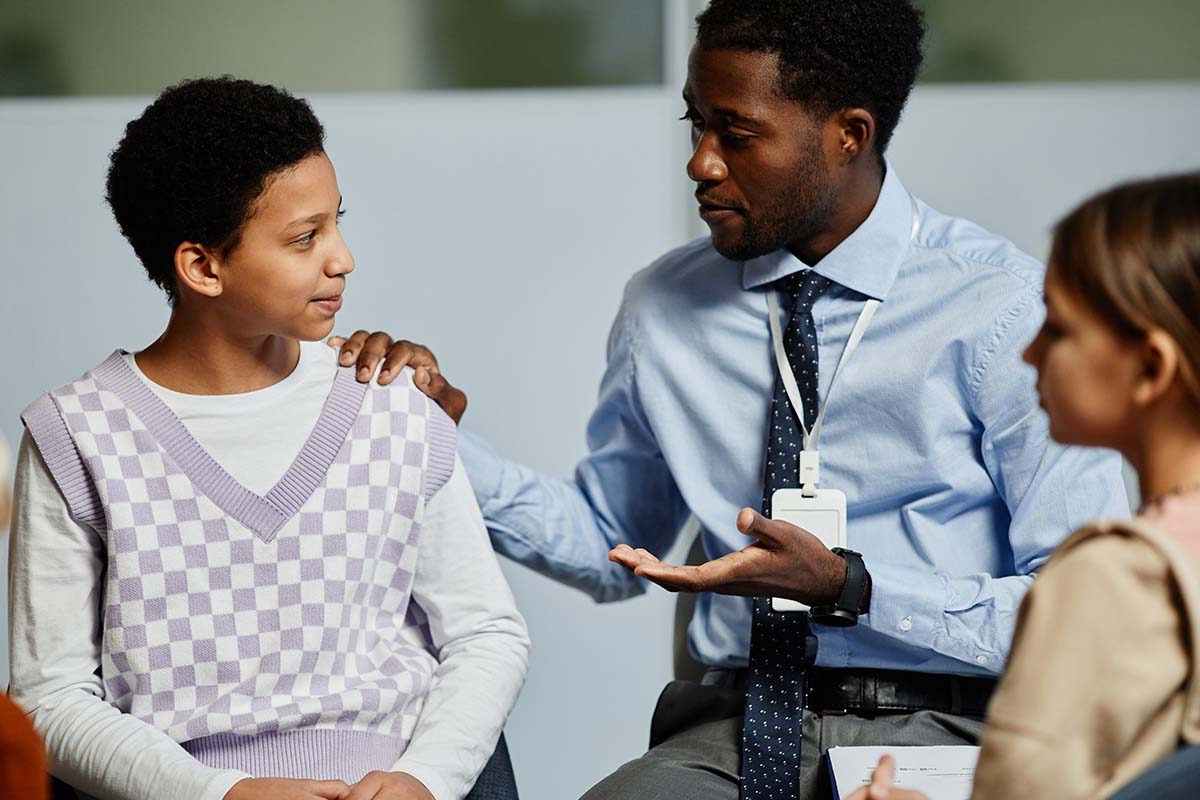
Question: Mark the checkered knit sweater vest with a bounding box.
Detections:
[21,351,458,782]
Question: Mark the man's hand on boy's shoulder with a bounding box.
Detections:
[328,331,468,424]
[344,770,435,800]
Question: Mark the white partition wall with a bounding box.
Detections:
[2,83,1198,799]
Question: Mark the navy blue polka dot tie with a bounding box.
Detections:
[741,269,832,800]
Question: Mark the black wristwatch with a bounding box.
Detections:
[809,548,870,628]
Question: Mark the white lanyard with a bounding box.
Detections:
[767,290,878,493]
[766,197,919,493]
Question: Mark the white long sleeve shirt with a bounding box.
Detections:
[8,342,530,800]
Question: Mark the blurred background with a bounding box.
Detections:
[3,0,1200,95]
[1,2,1199,799]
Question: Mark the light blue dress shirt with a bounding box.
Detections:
[459,165,1129,677]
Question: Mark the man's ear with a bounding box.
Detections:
[1132,329,1182,408]
[833,107,876,166]
[174,241,223,298]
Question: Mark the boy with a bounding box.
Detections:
[7,77,529,800]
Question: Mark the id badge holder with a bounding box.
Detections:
[769,487,847,612]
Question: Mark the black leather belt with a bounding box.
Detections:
[702,667,997,718]
[806,667,996,718]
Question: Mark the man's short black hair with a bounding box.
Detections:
[696,0,925,158]
[105,76,326,302]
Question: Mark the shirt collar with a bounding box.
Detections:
[741,162,914,301]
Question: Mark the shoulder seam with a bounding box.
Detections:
[910,241,1041,290]
[20,391,107,533]
[967,282,1041,402]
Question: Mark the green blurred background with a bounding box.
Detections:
[1,0,1198,98]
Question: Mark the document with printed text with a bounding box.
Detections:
[827,745,980,800]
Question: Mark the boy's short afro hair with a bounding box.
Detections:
[696,0,925,158]
[105,76,326,302]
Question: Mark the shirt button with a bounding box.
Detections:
[898,617,913,632]
[976,655,989,665]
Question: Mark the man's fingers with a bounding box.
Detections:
[609,544,658,570]
[634,562,707,593]
[376,342,418,385]
[352,331,395,381]
[379,340,439,385]
[336,330,373,365]
[422,373,468,424]
[608,544,639,568]
[635,545,774,595]
[421,370,447,393]
[633,547,660,563]
[332,335,469,423]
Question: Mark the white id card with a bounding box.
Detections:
[769,487,847,612]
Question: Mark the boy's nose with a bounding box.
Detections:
[328,236,355,277]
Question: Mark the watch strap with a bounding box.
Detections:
[810,548,868,627]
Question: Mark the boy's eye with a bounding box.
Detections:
[295,231,316,246]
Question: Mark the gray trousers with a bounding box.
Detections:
[580,679,985,800]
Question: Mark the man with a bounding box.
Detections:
[336,1,1128,798]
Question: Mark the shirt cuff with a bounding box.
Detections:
[203,770,254,800]
[863,559,1003,674]
[390,760,454,800]
[861,559,947,655]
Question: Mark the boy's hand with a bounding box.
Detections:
[225,776,350,799]
[327,331,468,424]
[344,770,435,800]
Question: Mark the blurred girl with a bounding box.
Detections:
[855,173,1200,799]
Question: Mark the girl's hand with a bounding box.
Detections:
[344,771,435,800]
[225,776,350,799]
[844,755,930,800]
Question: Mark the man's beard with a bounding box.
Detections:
[713,149,838,263]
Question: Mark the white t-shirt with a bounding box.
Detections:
[8,341,529,800]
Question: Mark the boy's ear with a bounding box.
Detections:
[174,241,223,298]
[1132,328,1182,408]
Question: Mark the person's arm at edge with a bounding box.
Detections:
[970,533,1185,799]
[7,430,250,800]
[390,456,531,800]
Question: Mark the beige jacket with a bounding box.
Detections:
[971,504,1200,799]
